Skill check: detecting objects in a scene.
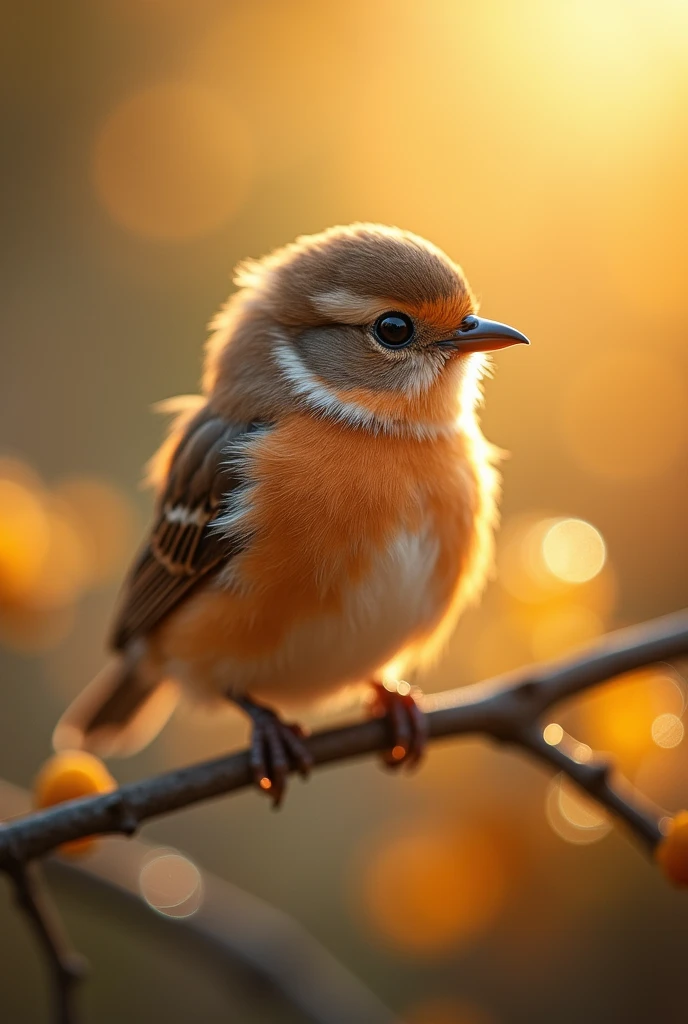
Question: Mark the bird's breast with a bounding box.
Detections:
[154,412,498,702]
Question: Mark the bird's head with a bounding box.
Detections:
[206,224,528,437]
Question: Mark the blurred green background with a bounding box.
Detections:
[1,1,688,1021]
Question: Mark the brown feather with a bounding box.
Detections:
[110,409,266,650]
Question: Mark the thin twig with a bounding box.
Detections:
[518,725,663,848]
[0,609,685,866]
[5,860,84,1024]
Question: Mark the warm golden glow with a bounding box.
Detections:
[541,519,606,584]
[580,667,685,769]
[530,605,604,661]
[359,823,505,953]
[497,515,614,614]
[0,476,50,603]
[559,351,688,481]
[651,713,684,750]
[92,82,253,240]
[4,0,688,993]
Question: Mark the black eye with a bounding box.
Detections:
[374,312,415,349]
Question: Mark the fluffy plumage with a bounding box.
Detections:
[54,223,525,778]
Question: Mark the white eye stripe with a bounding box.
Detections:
[273,338,457,441]
[274,342,381,432]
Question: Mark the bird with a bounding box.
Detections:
[53,223,529,806]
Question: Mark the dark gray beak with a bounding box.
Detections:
[436,315,530,354]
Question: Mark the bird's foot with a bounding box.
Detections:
[234,696,313,808]
[370,680,427,770]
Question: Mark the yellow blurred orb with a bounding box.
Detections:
[0,477,50,603]
[359,823,505,954]
[497,515,615,616]
[541,518,606,584]
[572,743,593,764]
[34,751,116,856]
[651,712,684,750]
[543,723,564,746]
[579,666,685,769]
[655,811,688,887]
[92,82,253,240]
[139,850,203,918]
[559,350,688,480]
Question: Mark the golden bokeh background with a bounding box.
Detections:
[1,1,687,1021]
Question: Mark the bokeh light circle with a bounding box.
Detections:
[543,723,564,746]
[546,775,611,845]
[541,518,606,583]
[92,82,253,240]
[559,350,688,480]
[139,850,203,918]
[579,666,686,770]
[651,712,684,749]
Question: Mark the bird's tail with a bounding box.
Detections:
[52,656,179,758]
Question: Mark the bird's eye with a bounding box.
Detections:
[373,312,415,349]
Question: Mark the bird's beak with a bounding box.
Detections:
[435,315,530,355]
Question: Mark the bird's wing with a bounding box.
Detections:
[111,408,262,651]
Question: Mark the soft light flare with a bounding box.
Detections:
[546,775,611,845]
[651,713,684,750]
[139,851,203,918]
[543,723,564,746]
[541,518,606,584]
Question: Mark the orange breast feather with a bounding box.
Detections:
[151,413,499,697]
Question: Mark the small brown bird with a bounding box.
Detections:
[54,224,528,804]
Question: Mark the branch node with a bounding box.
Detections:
[516,679,539,699]
[586,759,612,790]
[109,793,139,836]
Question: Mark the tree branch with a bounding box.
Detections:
[1,609,686,867]
[1,779,396,1024]
[5,860,84,1024]
[1,609,687,1024]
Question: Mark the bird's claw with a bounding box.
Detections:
[246,705,313,808]
[370,680,427,770]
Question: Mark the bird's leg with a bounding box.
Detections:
[369,679,428,769]
[231,694,313,808]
